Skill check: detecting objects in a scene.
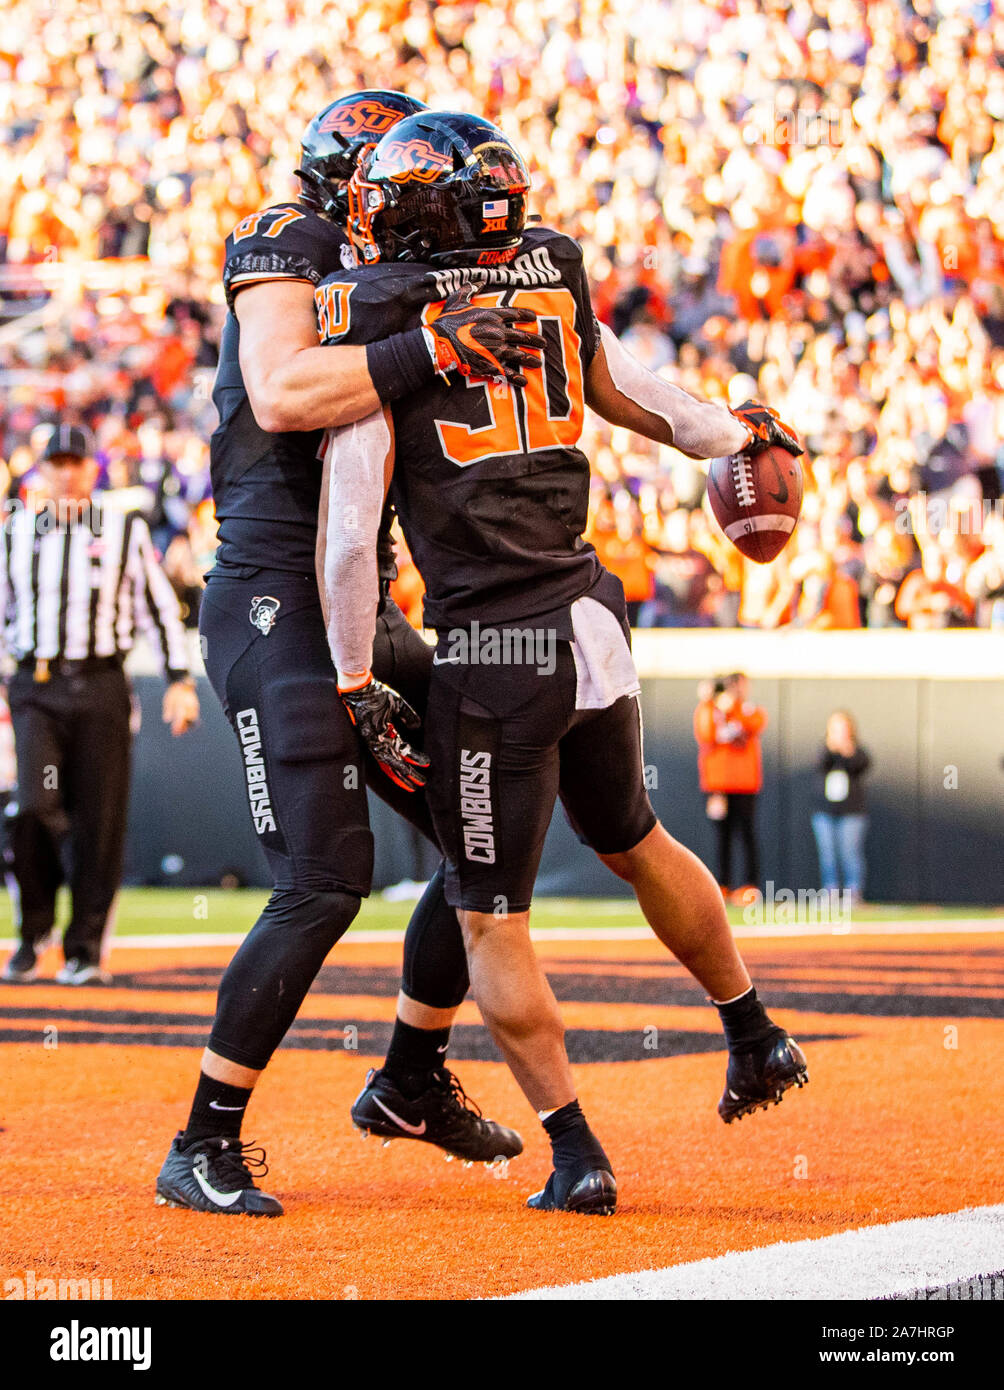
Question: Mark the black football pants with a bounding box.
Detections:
[198,569,468,1070]
[7,665,132,965]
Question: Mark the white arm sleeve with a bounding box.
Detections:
[315,409,391,683]
[598,323,751,458]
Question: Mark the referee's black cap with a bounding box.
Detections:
[40,422,96,462]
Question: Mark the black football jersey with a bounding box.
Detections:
[315,227,603,629]
[211,201,397,578]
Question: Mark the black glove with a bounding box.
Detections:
[426,283,547,387]
[338,674,429,792]
[730,399,803,458]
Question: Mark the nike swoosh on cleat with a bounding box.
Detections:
[193,1167,243,1207]
[372,1095,427,1135]
[208,1101,246,1111]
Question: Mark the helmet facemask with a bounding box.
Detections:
[296,140,356,221]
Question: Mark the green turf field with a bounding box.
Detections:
[0,887,1000,940]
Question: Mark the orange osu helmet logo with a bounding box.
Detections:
[375,138,454,183]
[318,100,404,138]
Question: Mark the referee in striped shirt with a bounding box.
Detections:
[1,423,200,985]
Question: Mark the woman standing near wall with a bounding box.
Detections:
[812,712,872,905]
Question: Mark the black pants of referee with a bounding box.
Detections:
[7,661,132,965]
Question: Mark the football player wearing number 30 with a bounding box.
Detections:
[156,92,542,1219]
[317,111,808,1216]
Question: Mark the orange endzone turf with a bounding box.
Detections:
[0,933,1001,1300]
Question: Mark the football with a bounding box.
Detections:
[706,445,804,564]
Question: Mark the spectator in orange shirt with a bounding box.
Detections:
[694,673,767,897]
[762,529,862,630]
[798,557,862,630]
[589,506,654,625]
[895,549,975,629]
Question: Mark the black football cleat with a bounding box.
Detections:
[527,1166,617,1216]
[351,1067,523,1164]
[2,942,39,983]
[718,1027,809,1123]
[155,1132,283,1216]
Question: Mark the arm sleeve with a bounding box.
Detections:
[315,409,392,682]
[127,517,191,681]
[597,324,751,457]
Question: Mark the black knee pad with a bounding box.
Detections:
[401,864,470,1010]
[209,886,361,1070]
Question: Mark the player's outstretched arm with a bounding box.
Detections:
[585,323,800,461]
[584,323,750,459]
[237,280,381,433]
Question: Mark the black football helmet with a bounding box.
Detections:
[346,111,531,268]
[296,90,428,221]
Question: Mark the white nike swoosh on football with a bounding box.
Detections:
[372,1095,427,1135]
[208,1101,246,1111]
[193,1167,243,1207]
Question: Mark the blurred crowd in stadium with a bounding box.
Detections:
[1,0,1003,630]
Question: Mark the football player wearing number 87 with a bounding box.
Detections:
[317,110,809,1216]
[156,92,542,1220]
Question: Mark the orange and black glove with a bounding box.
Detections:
[338,673,429,793]
[730,399,803,458]
[425,283,547,387]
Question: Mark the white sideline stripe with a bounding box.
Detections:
[0,918,1000,951]
[500,1205,1004,1301]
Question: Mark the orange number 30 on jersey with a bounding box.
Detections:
[423,288,585,468]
